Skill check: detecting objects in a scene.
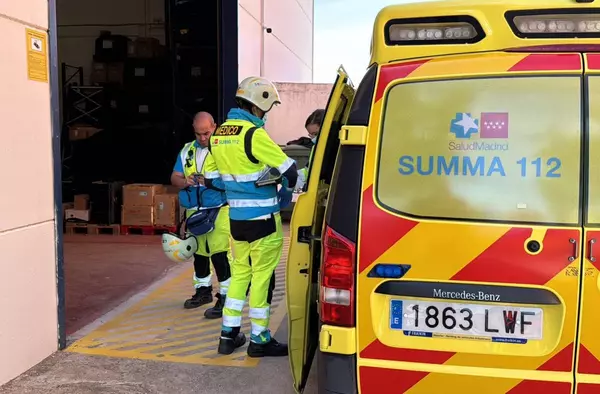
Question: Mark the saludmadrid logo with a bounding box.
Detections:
[448,141,509,151]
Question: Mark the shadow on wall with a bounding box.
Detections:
[266,82,334,144]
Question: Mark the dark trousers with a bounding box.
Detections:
[193,251,231,284]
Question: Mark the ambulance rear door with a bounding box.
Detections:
[356,52,584,394]
[286,66,355,393]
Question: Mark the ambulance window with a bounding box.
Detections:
[347,64,377,126]
[376,76,581,224]
[318,94,348,184]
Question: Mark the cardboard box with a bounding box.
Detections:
[69,125,102,141]
[90,62,107,83]
[122,183,165,207]
[74,194,90,210]
[121,205,154,226]
[154,193,179,226]
[107,62,125,84]
[132,37,161,58]
[62,203,74,218]
[65,209,90,222]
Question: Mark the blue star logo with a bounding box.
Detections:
[450,113,479,139]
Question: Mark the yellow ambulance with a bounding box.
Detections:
[286,0,600,393]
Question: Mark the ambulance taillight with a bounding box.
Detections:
[320,225,356,327]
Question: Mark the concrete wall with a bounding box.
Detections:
[266,82,333,144]
[238,0,313,83]
[0,1,59,387]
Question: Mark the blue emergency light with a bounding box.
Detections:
[368,263,411,279]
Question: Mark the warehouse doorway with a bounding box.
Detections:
[52,0,238,345]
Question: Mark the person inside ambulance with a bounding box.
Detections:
[202,77,298,357]
[170,111,232,319]
[296,108,325,191]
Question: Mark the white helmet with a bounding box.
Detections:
[162,233,198,263]
[236,77,281,112]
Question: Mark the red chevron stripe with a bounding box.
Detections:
[508,53,581,72]
[359,366,428,394]
[537,343,574,372]
[577,383,600,394]
[358,186,418,273]
[577,344,600,374]
[374,60,429,102]
[359,227,576,371]
[451,228,577,286]
[507,380,571,394]
[360,339,454,365]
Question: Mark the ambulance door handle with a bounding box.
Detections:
[589,238,597,263]
[569,238,579,262]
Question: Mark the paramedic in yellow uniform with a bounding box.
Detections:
[170,112,232,319]
[203,77,298,357]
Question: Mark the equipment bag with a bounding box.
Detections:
[178,186,220,237]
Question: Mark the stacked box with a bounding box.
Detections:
[154,192,180,227]
[65,194,91,222]
[121,184,164,226]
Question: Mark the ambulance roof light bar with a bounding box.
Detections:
[385,15,485,46]
[507,10,600,38]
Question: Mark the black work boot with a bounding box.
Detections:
[218,329,247,355]
[247,338,289,358]
[183,286,213,309]
[204,293,225,319]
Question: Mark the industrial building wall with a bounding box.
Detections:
[267,82,332,144]
[238,0,313,83]
[0,1,59,387]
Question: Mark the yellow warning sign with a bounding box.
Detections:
[26,28,48,83]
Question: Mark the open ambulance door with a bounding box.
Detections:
[286,66,356,393]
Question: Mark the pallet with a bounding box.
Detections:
[65,222,121,235]
[121,225,177,236]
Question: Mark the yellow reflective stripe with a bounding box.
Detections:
[193,274,211,287]
[229,197,278,208]
[223,316,242,327]
[277,157,295,174]
[249,214,273,220]
[220,169,265,182]
[204,171,220,179]
[224,296,245,311]
[249,307,270,319]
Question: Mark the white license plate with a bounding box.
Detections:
[390,300,543,343]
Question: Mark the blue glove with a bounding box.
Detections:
[277,177,293,209]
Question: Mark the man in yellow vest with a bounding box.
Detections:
[170,112,232,319]
[202,77,298,357]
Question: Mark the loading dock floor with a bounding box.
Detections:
[64,235,177,335]
[66,237,289,367]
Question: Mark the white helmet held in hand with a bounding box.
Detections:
[236,77,281,112]
[162,233,198,263]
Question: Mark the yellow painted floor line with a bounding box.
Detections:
[67,243,290,368]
